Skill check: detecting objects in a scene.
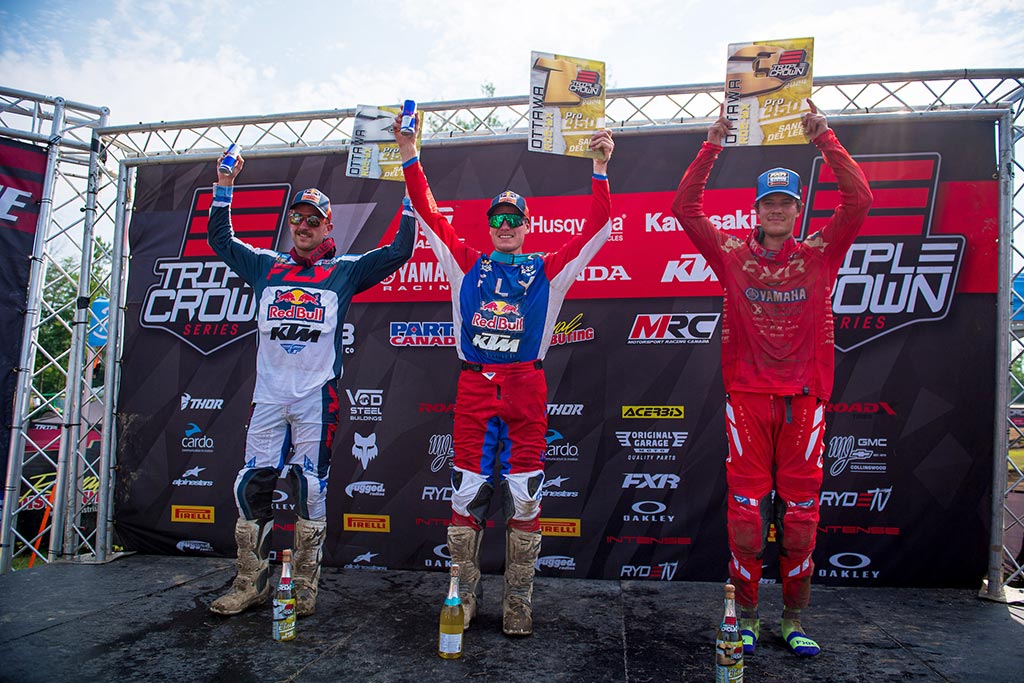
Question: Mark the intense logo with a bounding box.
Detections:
[140,184,290,355]
[800,152,964,351]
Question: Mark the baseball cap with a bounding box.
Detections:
[486,190,530,219]
[290,188,332,220]
[755,168,802,203]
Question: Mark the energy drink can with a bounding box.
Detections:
[219,143,241,175]
[400,100,417,137]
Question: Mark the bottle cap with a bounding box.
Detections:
[282,549,292,562]
[724,583,735,597]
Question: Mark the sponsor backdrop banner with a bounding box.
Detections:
[116,119,997,588]
[0,137,49,481]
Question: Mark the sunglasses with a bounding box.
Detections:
[288,212,324,228]
[488,213,525,229]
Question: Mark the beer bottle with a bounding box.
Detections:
[272,549,297,642]
[715,583,743,682]
[437,563,464,659]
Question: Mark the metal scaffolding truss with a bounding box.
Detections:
[1,70,1022,598]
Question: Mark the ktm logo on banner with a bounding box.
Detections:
[140,184,291,355]
[800,153,964,352]
[170,505,215,523]
[539,518,581,537]
[343,513,391,532]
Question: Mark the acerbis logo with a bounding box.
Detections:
[536,555,577,572]
[550,312,595,347]
[180,393,224,411]
[542,475,579,498]
[389,321,456,347]
[621,561,679,580]
[621,406,684,419]
[616,431,688,461]
[344,481,386,498]
[544,430,580,462]
[661,253,719,284]
[621,473,680,489]
[800,152,963,352]
[628,313,720,344]
[827,435,888,476]
[428,433,454,472]
[819,486,893,512]
[352,432,379,469]
[346,388,384,422]
[140,184,290,355]
[181,423,214,453]
[819,552,879,580]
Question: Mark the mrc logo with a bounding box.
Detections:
[799,153,964,352]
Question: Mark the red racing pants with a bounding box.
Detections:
[724,391,825,611]
[450,361,547,532]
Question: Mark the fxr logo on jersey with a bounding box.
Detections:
[140,184,290,355]
[800,153,964,352]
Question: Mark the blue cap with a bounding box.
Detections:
[290,188,332,220]
[487,190,530,219]
[755,168,802,203]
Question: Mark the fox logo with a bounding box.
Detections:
[352,432,378,469]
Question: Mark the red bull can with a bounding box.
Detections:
[400,100,417,137]
[219,143,241,175]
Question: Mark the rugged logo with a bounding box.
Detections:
[140,184,291,355]
[800,153,963,351]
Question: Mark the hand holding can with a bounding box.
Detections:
[219,144,242,175]
[400,100,417,137]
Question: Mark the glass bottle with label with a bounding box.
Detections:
[272,549,296,642]
[715,583,743,682]
[438,563,464,659]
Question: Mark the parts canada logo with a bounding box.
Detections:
[628,313,720,344]
[616,431,688,461]
[140,184,291,355]
[800,153,964,351]
[389,321,456,347]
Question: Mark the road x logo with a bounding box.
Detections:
[800,153,964,351]
[140,184,291,355]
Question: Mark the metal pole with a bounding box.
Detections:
[0,99,67,573]
[97,163,133,560]
[985,109,1014,600]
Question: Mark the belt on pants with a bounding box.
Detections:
[461,360,542,372]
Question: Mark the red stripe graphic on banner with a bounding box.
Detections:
[183,186,287,258]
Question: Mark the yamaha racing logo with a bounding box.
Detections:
[140,184,291,355]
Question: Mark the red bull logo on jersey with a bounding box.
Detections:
[480,301,520,315]
[473,300,524,332]
[268,288,325,322]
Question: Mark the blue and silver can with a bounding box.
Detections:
[400,100,417,137]
[219,143,241,175]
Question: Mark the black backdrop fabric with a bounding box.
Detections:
[115,119,998,588]
[0,138,48,486]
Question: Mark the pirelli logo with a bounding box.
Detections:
[343,513,391,533]
[540,518,581,537]
[622,406,684,419]
[170,505,215,524]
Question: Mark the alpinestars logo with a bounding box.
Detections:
[801,153,964,351]
[140,184,291,355]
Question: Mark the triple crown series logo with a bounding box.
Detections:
[799,152,964,352]
[140,184,291,355]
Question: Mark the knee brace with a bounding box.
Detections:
[287,464,328,520]
[451,468,494,527]
[775,494,819,578]
[234,466,279,520]
[501,472,543,527]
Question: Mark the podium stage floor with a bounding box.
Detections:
[0,554,1021,683]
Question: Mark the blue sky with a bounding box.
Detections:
[1,0,1021,125]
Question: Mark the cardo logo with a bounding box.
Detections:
[428,433,454,473]
[180,393,224,411]
[345,480,386,498]
[621,473,680,490]
[352,432,379,469]
[827,435,888,476]
[181,423,214,453]
[620,561,679,581]
[544,430,580,462]
[542,475,579,498]
[346,388,384,422]
[535,555,577,572]
[819,486,893,512]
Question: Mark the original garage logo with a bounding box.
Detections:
[800,153,964,351]
[140,184,291,355]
